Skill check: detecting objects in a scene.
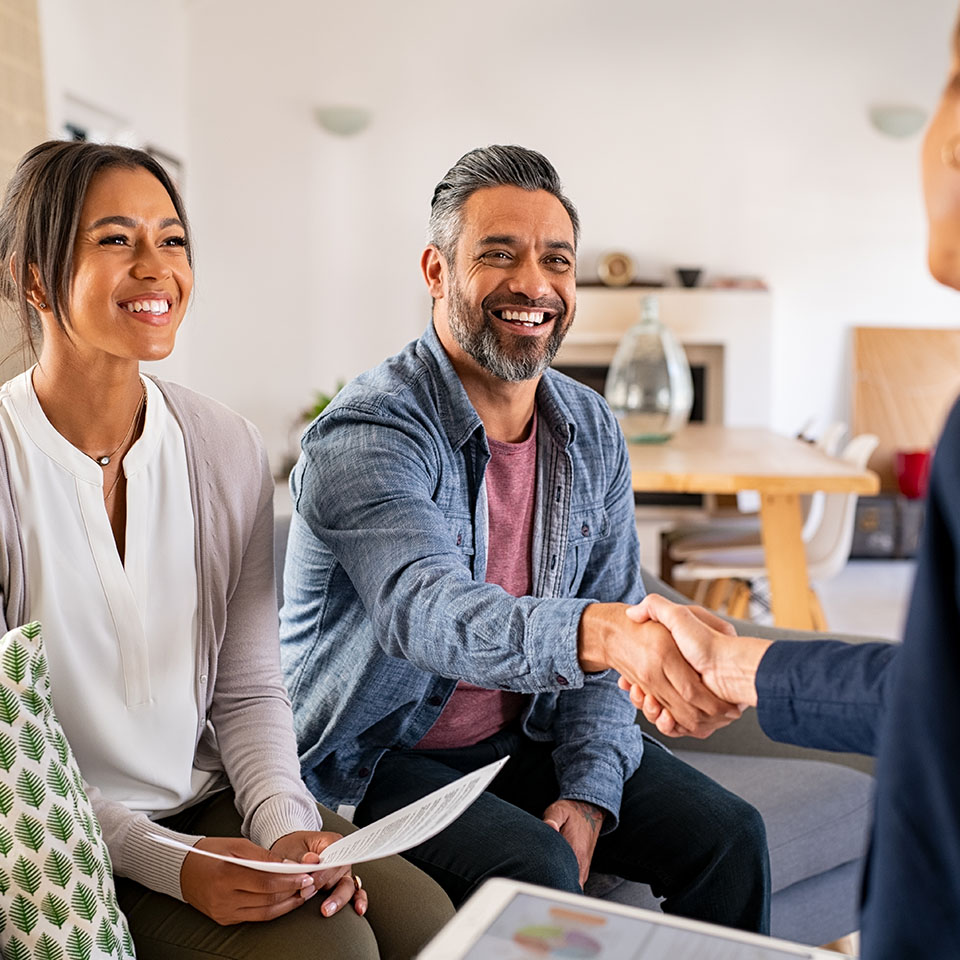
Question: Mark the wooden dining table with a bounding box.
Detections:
[628,425,880,630]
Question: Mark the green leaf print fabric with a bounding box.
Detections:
[0,623,134,959]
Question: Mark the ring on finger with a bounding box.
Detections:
[352,874,362,893]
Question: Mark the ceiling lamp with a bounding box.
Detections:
[313,105,372,137]
[868,104,928,139]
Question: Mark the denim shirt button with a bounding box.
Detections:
[581,523,590,536]
[358,767,371,778]
[556,674,569,686]
[427,695,443,707]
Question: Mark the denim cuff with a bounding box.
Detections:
[523,597,593,692]
[558,756,629,832]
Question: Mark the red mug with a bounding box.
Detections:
[894,449,932,500]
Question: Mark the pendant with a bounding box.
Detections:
[98,456,110,466]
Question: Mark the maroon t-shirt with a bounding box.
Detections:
[415,415,537,749]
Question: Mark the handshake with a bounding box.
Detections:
[581,594,772,739]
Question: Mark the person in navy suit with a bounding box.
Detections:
[619,15,960,954]
[622,399,959,956]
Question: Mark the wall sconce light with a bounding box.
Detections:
[868,104,928,139]
[313,105,372,137]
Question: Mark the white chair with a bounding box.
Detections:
[661,422,849,572]
[670,432,879,627]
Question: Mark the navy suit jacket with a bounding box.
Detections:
[753,396,960,956]
[862,397,960,957]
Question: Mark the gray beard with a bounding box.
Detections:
[447,284,572,383]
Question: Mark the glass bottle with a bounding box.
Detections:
[604,295,694,443]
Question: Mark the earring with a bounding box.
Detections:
[37,302,47,310]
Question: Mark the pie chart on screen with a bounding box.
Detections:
[512,924,602,957]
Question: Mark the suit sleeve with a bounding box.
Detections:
[755,639,897,755]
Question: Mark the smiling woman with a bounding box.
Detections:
[0,141,453,960]
[64,167,193,363]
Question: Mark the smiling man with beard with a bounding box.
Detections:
[279,145,770,933]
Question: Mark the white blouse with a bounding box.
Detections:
[0,369,214,817]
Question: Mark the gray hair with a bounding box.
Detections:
[428,145,580,262]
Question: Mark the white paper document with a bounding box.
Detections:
[149,755,508,874]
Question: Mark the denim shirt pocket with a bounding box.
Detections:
[564,505,610,593]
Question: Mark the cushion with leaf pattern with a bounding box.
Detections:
[0,622,135,960]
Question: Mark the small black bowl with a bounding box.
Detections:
[676,267,702,288]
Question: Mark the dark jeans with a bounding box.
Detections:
[114,790,453,960]
[356,729,771,934]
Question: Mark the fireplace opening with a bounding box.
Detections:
[552,356,714,507]
[552,363,707,425]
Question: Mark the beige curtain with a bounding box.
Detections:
[0,0,46,187]
[0,0,44,375]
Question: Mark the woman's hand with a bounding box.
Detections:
[180,836,319,925]
[271,831,368,918]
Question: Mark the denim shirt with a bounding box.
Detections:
[280,324,645,828]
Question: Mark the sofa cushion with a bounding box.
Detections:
[0,623,135,960]
[674,750,873,892]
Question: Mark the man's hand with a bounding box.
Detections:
[617,595,772,736]
[578,602,741,737]
[271,831,368,917]
[543,799,604,888]
[180,836,318,926]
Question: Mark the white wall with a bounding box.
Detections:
[36,0,960,467]
[37,0,192,383]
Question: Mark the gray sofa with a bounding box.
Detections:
[273,516,877,946]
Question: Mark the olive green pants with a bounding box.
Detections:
[114,790,454,960]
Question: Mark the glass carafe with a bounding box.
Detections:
[604,295,693,443]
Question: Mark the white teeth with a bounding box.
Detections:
[122,299,169,314]
[500,309,547,324]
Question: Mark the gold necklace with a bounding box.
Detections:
[102,466,125,504]
[102,403,146,503]
[86,383,146,467]
[100,387,147,504]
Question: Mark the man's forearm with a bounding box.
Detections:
[577,602,628,673]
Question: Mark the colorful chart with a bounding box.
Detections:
[512,924,602,957]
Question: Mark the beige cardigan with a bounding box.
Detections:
[0,378,322,900]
